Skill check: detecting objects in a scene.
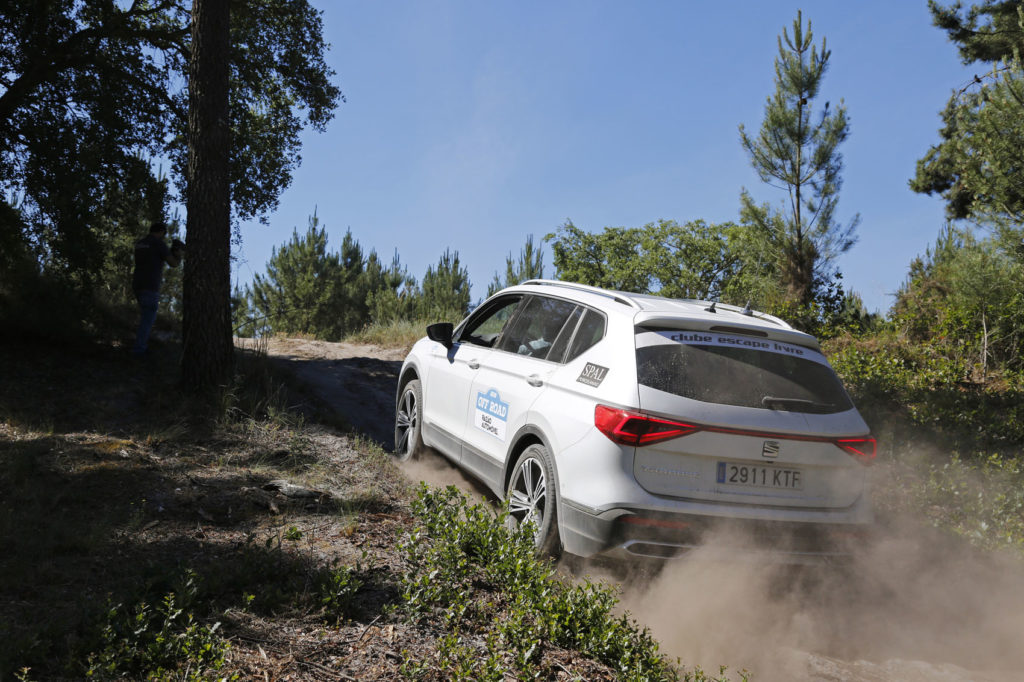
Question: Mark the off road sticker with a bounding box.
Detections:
[577,362,609,387]
[475,388,509,440]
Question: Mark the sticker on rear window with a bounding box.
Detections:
[644,331,828,366]
[577,363,609,387]
[475,389,508,440]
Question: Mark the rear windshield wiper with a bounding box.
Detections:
[761,396,835,411]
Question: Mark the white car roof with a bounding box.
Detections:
[508,279,821,351]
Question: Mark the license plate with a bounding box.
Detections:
[716,462,803,490]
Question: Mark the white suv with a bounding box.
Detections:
[394,280,875,561]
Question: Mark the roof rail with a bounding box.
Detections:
[520,279,641,309]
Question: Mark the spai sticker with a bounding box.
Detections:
[577,363,609,388]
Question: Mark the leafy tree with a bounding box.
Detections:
[911,1,1024,245]
[0,1,340,248]
[739,10,859,309]
[0,0,340,367]
[546,219,768,303]
[545,221,650,293]
[418,249,471,320]
[892,225,1024,378]
[487,234,546,297]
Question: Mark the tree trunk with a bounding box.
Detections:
[182,0,233,394]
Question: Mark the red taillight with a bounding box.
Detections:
[594,405,699,446]
[835,437,877,464]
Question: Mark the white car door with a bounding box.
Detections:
[461,295,582,487]
[421,295,523,460]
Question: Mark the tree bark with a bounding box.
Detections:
[182,0,233,394]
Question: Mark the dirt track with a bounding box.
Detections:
[264,337,1022,682]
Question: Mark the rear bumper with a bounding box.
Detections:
[559,500,872,564]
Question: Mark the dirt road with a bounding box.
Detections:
[265,337,1023,682]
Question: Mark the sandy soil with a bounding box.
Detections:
[264,337,1024,682]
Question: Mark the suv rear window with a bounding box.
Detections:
[635,329,853,414]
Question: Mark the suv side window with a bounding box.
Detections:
[496,296,579,360]
[545,305,583,363]
[457,295,523,348]
[565,308,606,362]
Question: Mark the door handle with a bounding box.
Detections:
[468,360,480,370]
[526,374,543,387]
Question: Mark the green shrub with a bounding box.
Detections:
[316,561,365,624]
[398,484,693,681]
[85,572,235,681]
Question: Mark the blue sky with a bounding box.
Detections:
[232,1,978,315]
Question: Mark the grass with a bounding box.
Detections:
[344,317,443,352]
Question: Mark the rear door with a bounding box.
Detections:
[632,327,870,509]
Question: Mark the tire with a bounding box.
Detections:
[505,443,561,558]
[394,379,424,461]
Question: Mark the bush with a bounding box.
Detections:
[396,484,727,681]
[85,572,235,681]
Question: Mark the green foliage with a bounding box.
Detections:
[913,453,1024,550]
[891,225,1024,377]
[85,572,235,681]
[417,249,471,321]
[826,332,1024,445]
[398,484,683,681]
[0,0,341,292]
[316,561,365,624]
[929,0,1024,63]
[237,223,473,339]
[739,10,860,308]
[366,251,420,324]
[912,1,1024,234]
[486,234,546,297]
[546,220,650,293]
[237,214,404,340]
[546,219,768,304]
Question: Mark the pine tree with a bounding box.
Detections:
[487,234,545,297]
[419,249,470,320]
[739,10,859,309]
[367,251,418,323]
[911,1,1024,247]
[248,213,345,340]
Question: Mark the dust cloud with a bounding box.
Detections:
[615,505,1024,681]
[397,439,1024,680]
[399,449,494,506]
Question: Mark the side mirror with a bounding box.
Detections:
[426,322,454,349]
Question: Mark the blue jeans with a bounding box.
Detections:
[133,290,160,354]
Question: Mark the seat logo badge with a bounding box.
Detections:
[577,363,609,387]
[762,441,780,458]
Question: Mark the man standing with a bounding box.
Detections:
[132,221,185,355]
